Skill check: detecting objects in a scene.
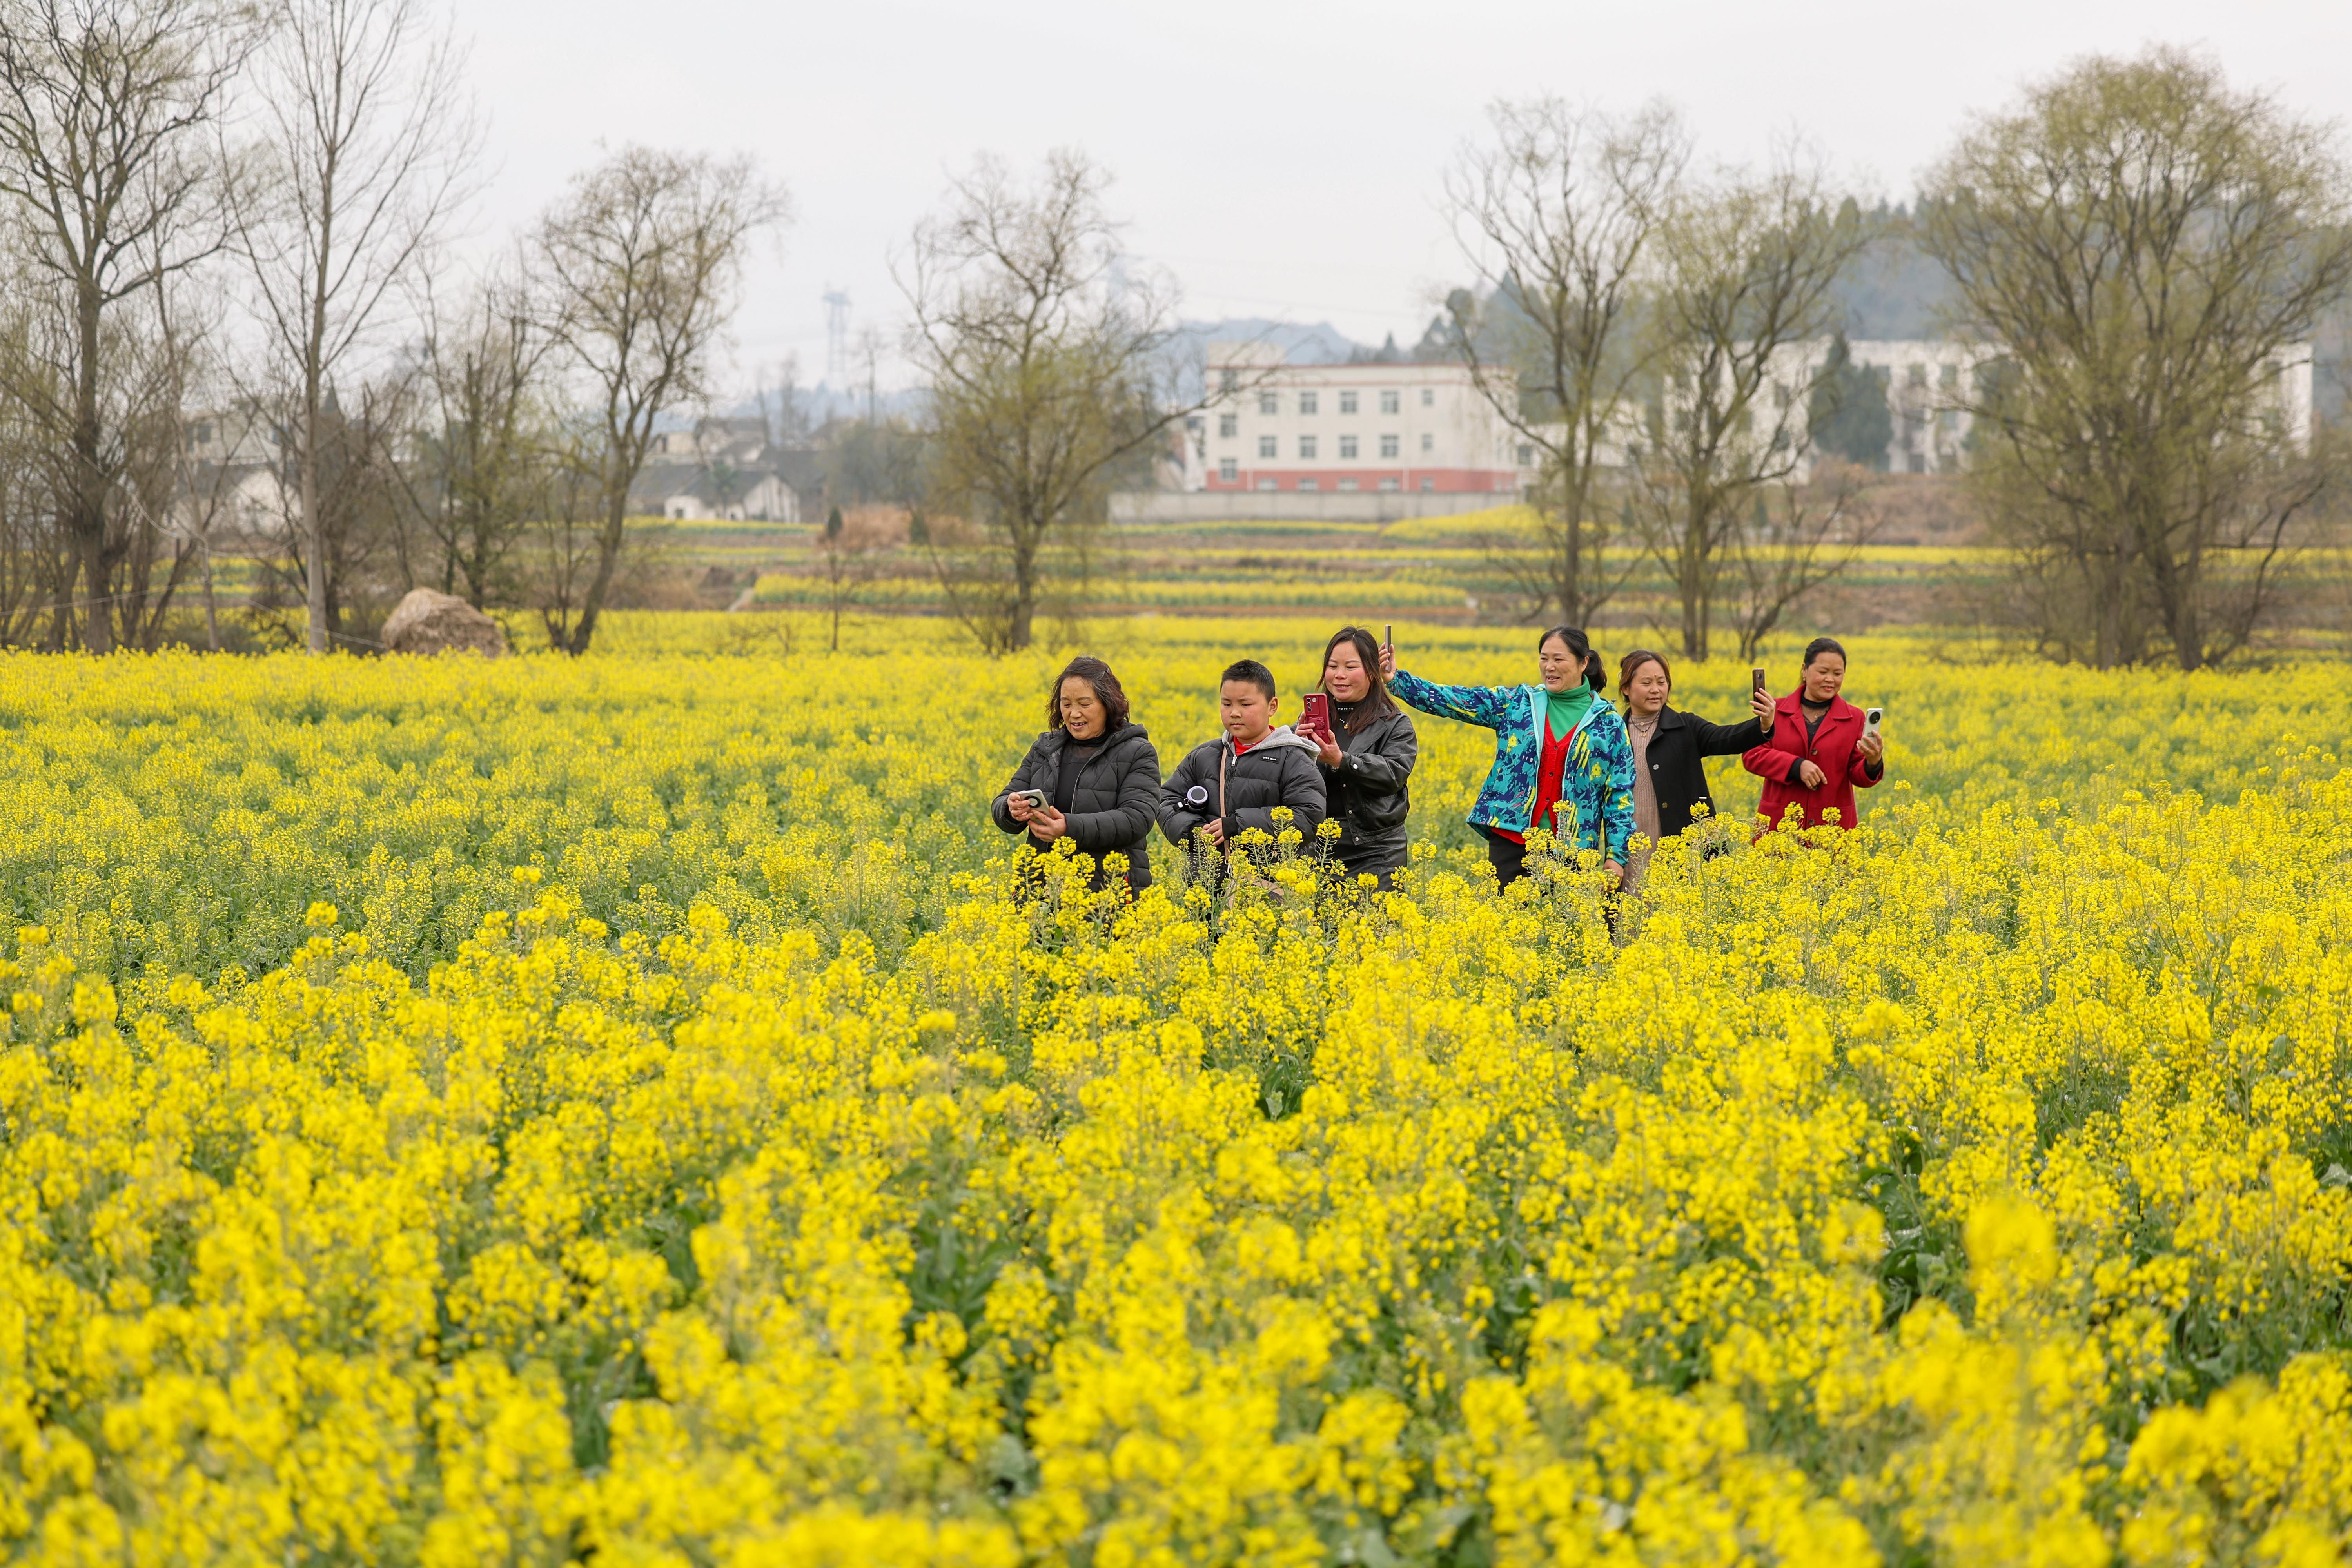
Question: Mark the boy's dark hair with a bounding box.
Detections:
[1220,658,1276,699]
[1047,655,1131,731]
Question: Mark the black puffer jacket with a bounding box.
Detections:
[991,724,1163,889]
[1316,703,1416,874]
[1158,727,1327,851]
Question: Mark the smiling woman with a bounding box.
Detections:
[992,654,1163,893]
[1746,634,1886,830]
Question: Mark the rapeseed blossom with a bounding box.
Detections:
[2,632,2350,1564]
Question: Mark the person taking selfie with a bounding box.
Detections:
[1616,648,1775,884]
[993,655,1163,892]
[1303,625,1417,888]
[1742,636,1885,832]
[1383,626,1634,890]
[1159,658,1327,862]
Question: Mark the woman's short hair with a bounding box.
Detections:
[1538,625,1607,692]
[1618,648,1670,695]
[1048,655,1130,731]
[1801,636,1848,671]
[1316,625,1397,729]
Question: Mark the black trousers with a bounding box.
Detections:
[1482,828,1529,888]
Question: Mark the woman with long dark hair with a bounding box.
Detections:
[1305,625,1417,887]
[993,655,1163,891]
[1383,626,1635,889]
[1616,647,1775,884]
[1742,636,1884,832]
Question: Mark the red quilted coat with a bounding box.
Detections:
[1742,691,1881,830]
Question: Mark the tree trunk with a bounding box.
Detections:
[202,542,221,652]
[72,285,116,655]
[566,480,629,656]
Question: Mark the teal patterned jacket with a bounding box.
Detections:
[1388,670,1638,858]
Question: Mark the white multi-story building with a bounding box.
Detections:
[1182,341,1533,496]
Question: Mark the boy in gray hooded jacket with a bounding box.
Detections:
[1158,659,1327,853]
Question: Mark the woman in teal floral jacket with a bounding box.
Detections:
[1381,626,1637,889]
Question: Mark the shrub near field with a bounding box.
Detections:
[4,627,2352,1564]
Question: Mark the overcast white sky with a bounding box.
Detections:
[453,0,2349,394]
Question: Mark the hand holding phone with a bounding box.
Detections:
[1301,692,1333,740]
[1009,788,1046,820]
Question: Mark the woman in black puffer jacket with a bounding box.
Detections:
[992,655,1163,893]
[1304,626,1417,888]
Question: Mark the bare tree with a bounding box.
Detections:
[1726,458,1882,660]
[1634,152,1870,659]
[0,0,250,652]
[903,149,1196,652]
[409,270,545,606]
[1442,96,1687,624]
[231,0,478,654]
[1921,48,2352,669]
[0,283,67,644]
[532,145,788,653]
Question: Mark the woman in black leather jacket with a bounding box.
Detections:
[1305,626,1417,888]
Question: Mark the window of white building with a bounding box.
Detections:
[1378,476,1401,492]
[1256,477,1278,491]
[1380,390,1399,415]
[1299,391,1318,416]
[1259,392,1278,415]
[1339,434,1358,459]
[1218,457,1237,482]
[1339,391,1358,414]
[1516,443,1535,466]
[1299,477,1319,491]
[1259,435,1278,459]
[1419,432,1434,453]
[1379,434,1399,459]
[1218,413,1237,438]
[1338,477,1359,491]
[1299,434,1318,459]
[1420,388,1434,407]
[1419,476,1435,491]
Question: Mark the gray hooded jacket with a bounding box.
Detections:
[1158,725,1327,850]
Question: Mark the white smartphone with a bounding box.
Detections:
[1862,707,1884,744]
[1011,788,1047,809]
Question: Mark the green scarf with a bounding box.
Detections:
[1544,683,1595,741]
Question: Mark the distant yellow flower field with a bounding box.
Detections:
[3,626,2350,1563]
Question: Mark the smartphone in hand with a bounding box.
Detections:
[1751,666,1767,696]
[1011,788,1047,809]
[1862,707,1884,744]
[1301,692,1333,741]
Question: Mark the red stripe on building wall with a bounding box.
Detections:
[1203,469,1518,494]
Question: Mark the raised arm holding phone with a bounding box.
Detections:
[1380,625,1635,889]
[1741,636,1886,832]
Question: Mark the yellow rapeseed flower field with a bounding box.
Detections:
[4,619,2352,1566]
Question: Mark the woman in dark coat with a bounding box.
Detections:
[992,656,1162,892]
[1616,648,1775,884]
[1304,626,1416,887]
